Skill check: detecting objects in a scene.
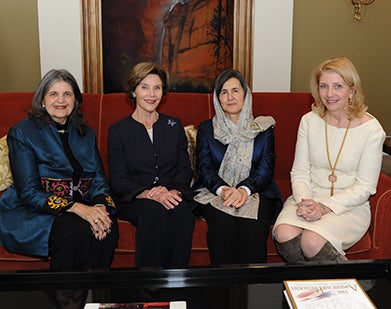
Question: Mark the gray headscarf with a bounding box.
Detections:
[194,87,275,219]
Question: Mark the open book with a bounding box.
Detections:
[283,278,376,309]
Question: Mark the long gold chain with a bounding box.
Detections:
[325,118,351,196]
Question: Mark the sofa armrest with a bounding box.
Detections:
[369,172,391,259]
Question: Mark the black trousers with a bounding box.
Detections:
[49,212,119,271]
[202,195,278,265]
[117,198,195,268]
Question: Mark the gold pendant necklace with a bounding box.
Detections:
[325,118,351,196]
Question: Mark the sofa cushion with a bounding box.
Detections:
[0,92,34,138]
[0,246,49,270]
[0,135,13,191]
[184,124,198,184]
[0,91,387,270]
[99,93,134,174]
[252,92,313,200]
[81,93,104,145]
[159,92,213,126]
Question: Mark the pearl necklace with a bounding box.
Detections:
[325,118,351,196]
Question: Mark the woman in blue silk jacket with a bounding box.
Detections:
[0,69,118,271]
[108,62,194,268]
[194,69,283,265]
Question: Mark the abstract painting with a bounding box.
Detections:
[102,0,234,93]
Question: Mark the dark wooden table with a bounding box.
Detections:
[0,260,389,309]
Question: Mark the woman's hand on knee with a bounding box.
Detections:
[156,189,183,210]
[221,187,246,208]
[147,186,168,198]
[68,202,112,240]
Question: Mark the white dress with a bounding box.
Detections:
[273,111,385,254]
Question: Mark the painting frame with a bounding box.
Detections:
[81,0,253,93]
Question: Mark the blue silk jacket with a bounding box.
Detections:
[0,118,113,256]
[195,119,282,201]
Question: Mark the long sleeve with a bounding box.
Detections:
[291,114,314,202]
[8,119,115,215]
[7,124,58,212]
[322,120,385,214]
[196,121,229,194]
[196,120,279,197]
[108,114,192,203]
[108,120,149,201]
[0,118,115,256]
[237,127,276,193]
[291,112,386,215]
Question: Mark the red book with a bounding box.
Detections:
[84,301,186,309]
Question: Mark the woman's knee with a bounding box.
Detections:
[300,231,327,257]
[273,224,302,243]
[171,204,195,231]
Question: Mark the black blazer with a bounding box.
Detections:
[108,114,192,203]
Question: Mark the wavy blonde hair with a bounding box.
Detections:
[309,56,367,120]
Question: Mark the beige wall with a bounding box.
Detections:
[291,0,391,135]
[1,1,389,134]
[0,0,41,91]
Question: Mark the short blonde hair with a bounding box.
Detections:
[309,56,367,119]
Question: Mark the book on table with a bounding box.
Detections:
[283,278,376,309]
[84,301,186,309]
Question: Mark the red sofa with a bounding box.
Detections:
[0,91,390,270]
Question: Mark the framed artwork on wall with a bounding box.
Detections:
[81,0,253,94]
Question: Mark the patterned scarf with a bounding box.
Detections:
[194,87,275,219]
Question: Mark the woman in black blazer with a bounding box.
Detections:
[194,69,283,265]
[108,63,194,268]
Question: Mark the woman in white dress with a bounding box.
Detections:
[273,56,385,262]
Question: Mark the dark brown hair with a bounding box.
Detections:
[215,69,248,98]
[125,62,169,103]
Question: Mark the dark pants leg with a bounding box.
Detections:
[49,213,119,271]
[202,203,239,265]
[239,195,278,263]
[202,196,275,265]
[117,199,194,268]
[237,215,270,264]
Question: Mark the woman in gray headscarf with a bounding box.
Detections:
[194,69,283,265]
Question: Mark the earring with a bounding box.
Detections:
[132,93,136,98]
[42,102,45,108]
[348,97,353,105]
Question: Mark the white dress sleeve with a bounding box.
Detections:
[291,112,385,215]
[291,113,314,202]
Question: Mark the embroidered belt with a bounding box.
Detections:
[41,177,92,198]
